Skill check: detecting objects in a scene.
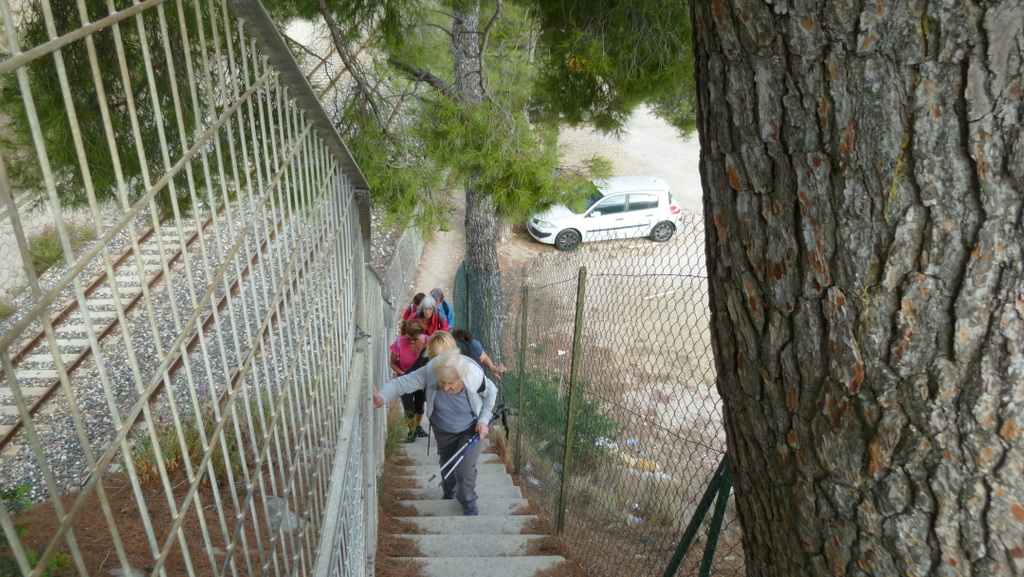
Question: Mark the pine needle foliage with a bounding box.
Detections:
[525,0,697,134]
[414,98,561,223]
[0,0,230,216]
[267,0,609,233]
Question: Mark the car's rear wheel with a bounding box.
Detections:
[555,229,582,251]
[650,221,675,243]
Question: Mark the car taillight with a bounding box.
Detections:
[669,204,680,215]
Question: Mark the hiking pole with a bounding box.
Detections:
[428,405,508,483]
[440,405,509,482]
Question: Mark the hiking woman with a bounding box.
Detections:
[389,319,428,442]
[373,349,497,516]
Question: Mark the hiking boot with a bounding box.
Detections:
[462,503,478,516]
[415,426,429,438]
[405,431,417,443]
[442,491,454,500]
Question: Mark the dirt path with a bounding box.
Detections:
[404,189,468,306]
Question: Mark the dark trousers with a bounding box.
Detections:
[433,426,483,506]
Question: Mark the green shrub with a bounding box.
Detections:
[504,370,620,471]
[28,234,63,275]
[27,224,96,276]
[0,300,14,322]
[127,399,272,488]
[0,485,70,576]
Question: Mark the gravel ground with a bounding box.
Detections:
[0,197,339,501]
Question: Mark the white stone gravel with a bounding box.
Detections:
[0,197,374,502]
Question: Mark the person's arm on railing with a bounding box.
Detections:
[479,351,507,380]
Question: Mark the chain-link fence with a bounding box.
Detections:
[461,214,744,576]
[0,1,390,575]
[383,230,425,310]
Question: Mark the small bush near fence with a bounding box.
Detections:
[28,224,96,276]
[504,370,620,471]
[127,398,271,488]
[0,300,14,322]
[0,485,70,577]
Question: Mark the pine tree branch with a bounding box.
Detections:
[282,32,326,64]
[386,56,457,100]
[479,0,503,93]
[316,0,387,131]
[480,0,503,55]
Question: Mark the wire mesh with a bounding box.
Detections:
[0,1,386,576]
[465,215,745,576]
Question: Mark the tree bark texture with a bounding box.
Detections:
[452,5,503,352]
[690,1,1023,576]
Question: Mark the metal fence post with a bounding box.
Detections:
[662,457,732,577]
[514,285,529,476]
[698,461,733,577]
[556,266,586,533]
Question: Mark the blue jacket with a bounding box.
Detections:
[439,300,455,329]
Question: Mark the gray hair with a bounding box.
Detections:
[432,348,467,380]
[418,295,438,311]
[430,288,445,301]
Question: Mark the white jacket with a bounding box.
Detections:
[378,355,498,424]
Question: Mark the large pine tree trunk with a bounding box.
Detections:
[690,1,1024,575]
[452,5,503,352]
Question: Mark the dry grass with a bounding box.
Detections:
[509,470,593,577]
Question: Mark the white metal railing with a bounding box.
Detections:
[0,0,387,575]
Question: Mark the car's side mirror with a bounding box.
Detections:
[589,211,602,217]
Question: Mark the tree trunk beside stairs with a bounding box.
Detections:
[452,5,504,354]
[690,1,1024,576]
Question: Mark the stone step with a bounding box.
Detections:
[398,485,523,501]
[396,453,503,469]
[393,468,516,488]
[395,498,529,517]
[387,439,559,576]
[395,534,549,557]
[390,555,565,577]
[397,444,500,465]
[395,461,512,473]
[390,514,539,535]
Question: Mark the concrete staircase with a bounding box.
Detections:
[388,437,566,577]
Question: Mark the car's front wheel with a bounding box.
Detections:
[650,221,675,243]
[555,229,582,251]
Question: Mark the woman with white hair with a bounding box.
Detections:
[373,348,498,516]
[412,294,450,336]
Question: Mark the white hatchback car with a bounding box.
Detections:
[527,176,682,251]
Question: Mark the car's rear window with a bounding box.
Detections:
[628,194,659,211]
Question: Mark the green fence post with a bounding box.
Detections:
[697,460,733,577]
[662,457,729,577]
[514,285,529,476]
[556,266,587,533]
